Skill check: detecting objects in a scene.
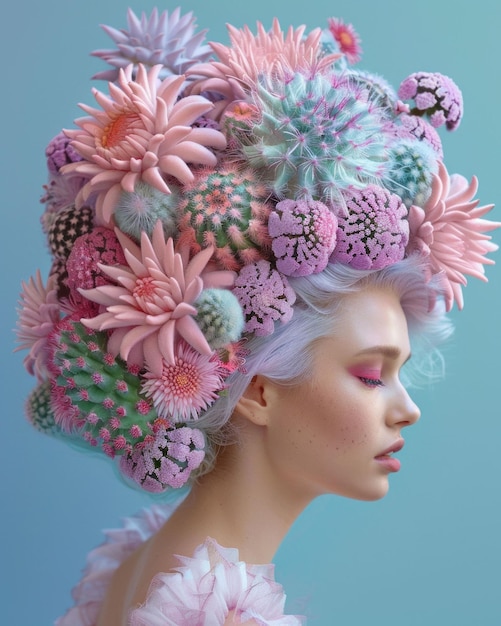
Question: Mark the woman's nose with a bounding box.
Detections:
[387,386,421,427]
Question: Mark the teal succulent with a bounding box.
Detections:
[385,138,438,208]
[195,289,245,349]
[243,73,388,205]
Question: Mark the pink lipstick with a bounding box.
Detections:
[375,439,404,472]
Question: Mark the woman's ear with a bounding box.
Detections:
[234,375,274,427]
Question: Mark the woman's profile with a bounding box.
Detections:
[14,6,499,625]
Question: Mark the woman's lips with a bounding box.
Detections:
[375,439,404,472]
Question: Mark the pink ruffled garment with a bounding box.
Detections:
[55,502,304,625]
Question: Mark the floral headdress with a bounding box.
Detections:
[16,7,499,493]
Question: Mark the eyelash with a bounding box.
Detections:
[358,376,384,388]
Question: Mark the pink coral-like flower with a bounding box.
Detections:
[186,19,341,119]
[233,260,296,336]
[398,72,463,131]
[130,539,304,625]
[119,423,206,492]
[15,271,61,381]
[141,340,225,421]
[327,17,362,64]
[407,161,499,310]
[331,185,409,269]
[80,221,236,374]
[268,199,338,276]
[62,63,227,225]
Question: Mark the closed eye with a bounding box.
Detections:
[358,376,384,388]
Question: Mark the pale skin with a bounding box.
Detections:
[97,286,421,625]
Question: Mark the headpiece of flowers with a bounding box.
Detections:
[16,7,499,493]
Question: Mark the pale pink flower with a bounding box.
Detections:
[63,64,227,225]
[141,340,224,421]
[408,161,500,310]
[130,539,304,625]
[15,270,61,381]
[186,19,341,119]
[80,221,236,374]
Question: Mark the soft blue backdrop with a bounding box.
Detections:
[2,1,500,624]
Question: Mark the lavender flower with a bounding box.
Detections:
[268,199,338,276]
[398,72,463,130]
[233,261,296,336]
[331,185,409,269]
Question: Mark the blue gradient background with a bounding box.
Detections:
[2,1,500,624]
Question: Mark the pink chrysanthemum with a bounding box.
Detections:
[141,340,224,421]
[407,161,499,311]
[268,199,338,277]
[186,19,341,119]
[331,185,409,269]
[62,64,227,225]
[119,423,206,492]
[398,72,463,131]
[15,271,61,381]
[80,221,236,374]
[233,260,296,336]
[327,17,362,64]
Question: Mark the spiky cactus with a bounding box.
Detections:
[242,73,388,204]
[385,138,438,208]
[194,288,245,349]
[50,318,157,456]
[177,163,273,271]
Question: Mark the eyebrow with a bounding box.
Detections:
[355,345,412,364]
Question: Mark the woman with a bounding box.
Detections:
[15,6,498,625]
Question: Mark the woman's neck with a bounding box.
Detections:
[165,424,314,564]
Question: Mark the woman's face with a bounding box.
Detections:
[263,286,420,502]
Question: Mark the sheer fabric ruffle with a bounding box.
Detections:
[55,503,303,625]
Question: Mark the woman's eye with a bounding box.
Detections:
[358,376,384,388]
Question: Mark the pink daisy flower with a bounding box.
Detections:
[141,340,224,421]
[186,19,341,119]
[15,271,61,381]
[62,63,227,226]
[80,220,236,374]
[327,17,362,64]
[408,161,499,311]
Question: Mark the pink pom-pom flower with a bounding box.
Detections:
[268,199,338,277]
[331,185,409,270]
[119,423,205,492]
[398,72,463,131]
[233,260,296,336]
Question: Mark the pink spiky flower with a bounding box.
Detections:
[186,19,341,119]
[408,161,499,311]
[327,17,362,64]
[15,271,61,381]
[80,221,236,374]
[62,63,227,225]
[141,340,225,421]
